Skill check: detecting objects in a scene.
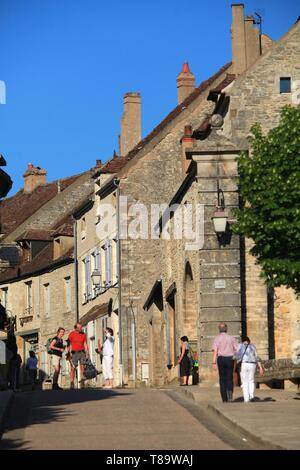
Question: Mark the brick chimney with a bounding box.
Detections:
[176,63,196,104]
[231,4,260,75]
[119,92,141,157]
[23,164,47,193]
[180,125,195,175]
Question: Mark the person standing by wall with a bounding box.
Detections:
[177,336,191,386]
[212,323,238,402]
[26,350,38,390]
[66,323,89,388]
[98,328,114,389]
[235,336,264,402]
[50,327,65,390]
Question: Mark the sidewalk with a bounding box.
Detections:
[178,384,300,450]
[0,390,13,436]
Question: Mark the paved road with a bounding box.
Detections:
[1,388,233,450]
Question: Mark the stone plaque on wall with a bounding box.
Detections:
[214,279,226,289]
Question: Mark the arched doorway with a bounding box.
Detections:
[183,262,197,342]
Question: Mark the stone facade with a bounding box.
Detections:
[0,260,74,387]
[74,175,120,387]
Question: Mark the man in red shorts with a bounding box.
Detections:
[66,323,89,388]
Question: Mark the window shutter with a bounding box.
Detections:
[85,256,91,300]
[107,240,112,286]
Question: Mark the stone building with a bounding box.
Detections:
[0,3,299,390]
[0,163,98,385]
[87,4,300,387]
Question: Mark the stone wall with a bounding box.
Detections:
[118,67,231,386]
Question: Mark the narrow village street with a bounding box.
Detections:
[0,388,249,451]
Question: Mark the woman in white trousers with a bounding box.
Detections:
[99,327,114,389]
[235,336,264,403]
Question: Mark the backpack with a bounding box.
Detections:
[46,338,54,355]
[83,359,99,380]
[188,346,195,369]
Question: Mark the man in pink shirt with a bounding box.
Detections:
[212,322,238,402]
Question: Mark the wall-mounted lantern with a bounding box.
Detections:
[212,184,228,235]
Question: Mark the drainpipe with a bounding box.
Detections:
[73,218,79,323]
[113,178,123,387]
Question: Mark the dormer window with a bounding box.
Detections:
[280,77,291,94]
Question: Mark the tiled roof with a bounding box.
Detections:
[209,73,236,94]
[94,63,232,177]
[51,214,74,237]
[15,229,54,242]
[0,174,81,236]
[123,63,232,163]
[0,243,74,283]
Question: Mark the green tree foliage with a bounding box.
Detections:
[233,106,300,294]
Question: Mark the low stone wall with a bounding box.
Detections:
[256,358,300,383]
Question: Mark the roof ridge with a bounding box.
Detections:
[124,62,232,162]
[96,62,232,176]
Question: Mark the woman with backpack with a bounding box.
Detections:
[235,336,264,402]
[178,336,192,386]
[50,327,65,390]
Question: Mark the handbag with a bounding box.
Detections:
[236,343,249,373]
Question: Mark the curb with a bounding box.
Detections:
[177,387,286,450]
[207,403,285,450]
[0,390,13,438]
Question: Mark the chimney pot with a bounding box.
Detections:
[231,4,260,75]
[119,92,141,157]
[23,165,46,193]
[184,125,193,136]
[176,63,196,104]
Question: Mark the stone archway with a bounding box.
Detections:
[183,261,197,342]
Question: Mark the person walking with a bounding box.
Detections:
[50,327,65,390]
[26,350,38,390]
[9,351,22,391]
[66,323,89,388]
[212,323,238,402]
[98,328,114,389]
[235,336,264,403]
[178,336,191,386]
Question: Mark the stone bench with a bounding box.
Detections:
[255,358,300,384]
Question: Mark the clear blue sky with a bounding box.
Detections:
[0,0,299,195]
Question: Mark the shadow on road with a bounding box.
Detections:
[232,396,276,403]
[1,388,131,450]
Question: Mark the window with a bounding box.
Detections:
[25,281,33,315]
[280,77,291,93]
[112,238,118,284]
[92,249,102,295]
[104,240,112,287]
[1,288,8,310]
[44,283,50,318]
[81,217,86,240]
[64,277,71,311]
[83,256,92,302]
